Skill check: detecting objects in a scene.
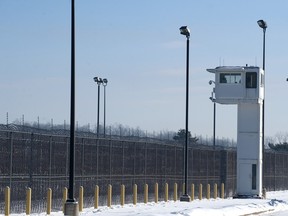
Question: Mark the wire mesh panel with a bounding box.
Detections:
[2,129,288,213]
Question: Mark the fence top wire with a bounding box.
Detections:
[0,123,237,150]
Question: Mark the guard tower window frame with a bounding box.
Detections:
[252,164,257,190]
[260,73,264,87]
[246,72,257,89]
[219,73,242,84]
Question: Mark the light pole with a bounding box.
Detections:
[93,77,103,137]
[102,78,108,137]
[257,20,267,71]
[257,19,267,190]
[179,25,191,202]
[209,80,216,149]
[64,0,79,215]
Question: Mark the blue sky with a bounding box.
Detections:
[0,0,288,140]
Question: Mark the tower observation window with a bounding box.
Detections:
[219,73,241,84]
[246,72,257,88]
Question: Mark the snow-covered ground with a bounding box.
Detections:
[7,191,288,216]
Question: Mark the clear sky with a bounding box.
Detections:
[0,0,287,140]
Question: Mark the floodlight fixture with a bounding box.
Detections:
[102,78,108,86]
[257,20,267,30]
[179,26,190,38]
[94,77,103,85]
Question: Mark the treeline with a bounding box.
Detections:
[0,121,237,148]
[267,132,288,151]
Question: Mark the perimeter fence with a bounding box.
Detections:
[0,128,287,214]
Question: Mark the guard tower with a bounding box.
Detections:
[207,66,264,197]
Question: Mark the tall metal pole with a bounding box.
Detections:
[213,100,216,149]
[103,84,106,137]
[262,26,266,149]
[209,86,216,149]
[179,26,191,202]
[184,36,189,197]
[257,19,267,193]
[262,28,266,71]
[97,83,101,137]
[68,0,75,202]
[64,0,79,215]
[262,27,266,189]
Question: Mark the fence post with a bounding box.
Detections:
[262,188,266,199]
[207,184,210,199]
[154,183,158,203]
[164,183,169,202]
[94,185,99,209]
[199,184,202,200]
[26,187,31,215]
[62,187,68,213]
[221,183,225,199]
[173,183,177,201]
[191,184,194,201]
[79,186,84,212]
[133,184,137,205]
[47,188,52,215]
[120,185,125,206]
[9,132,13,189]
[144,184,148,204]
[214,183,217,199]
[107,184,112,207]
[5,186,10,216]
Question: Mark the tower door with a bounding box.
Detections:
[238,162,258,195]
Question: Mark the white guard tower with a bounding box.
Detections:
[207,66,264,197]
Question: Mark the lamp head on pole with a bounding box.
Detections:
[93,77,103,85]
[179,26,190,38]
[257,20,267,31]
[102,78,108,86]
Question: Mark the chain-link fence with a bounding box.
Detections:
[0,128,287,214]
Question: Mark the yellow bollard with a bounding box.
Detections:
[214,183,218,199]
[26,187,31,215]
[164,183,169,202]
[173,183,178,201]
[133,184,137,205]
[221,183,225,199]
[191,184,194,201]
[94,185,99,209]
[79,186,84,212]
[207,184,210,200]
[182,183,185,195]
[47,188,52,215]
[62,187,68,213]
[120,185,125,206]
[199,184,202,200]
[107,184,112,207]
[154,183,158,203]
[5,186,10,216]
[144,184,148,204]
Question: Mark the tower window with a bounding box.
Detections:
[219,73,241,84]
[246,72,257,88]
[252,164,257,190]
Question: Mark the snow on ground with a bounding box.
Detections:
[7,191,288,216]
